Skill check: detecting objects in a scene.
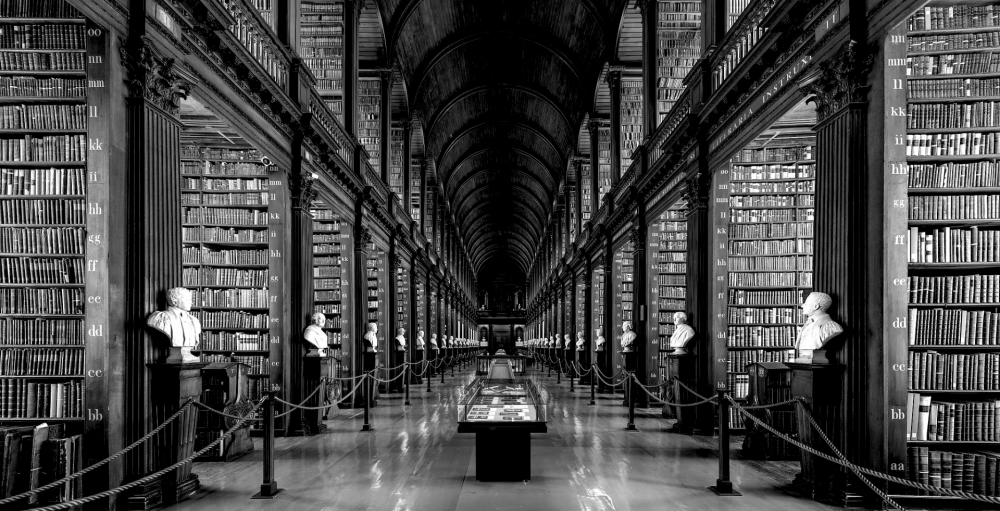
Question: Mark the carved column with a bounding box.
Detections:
[631,221,649,407]
[420,158,429,238]
[598,247,614,392]
[796,41,879,506]
[288,168,318,435]
[574,158,584,232]
[580,256,593,384]
[682,171,715,434]
[352,218,373,407]
[118,31,198,507]
[606,70,622,186]
[588,119,601,215]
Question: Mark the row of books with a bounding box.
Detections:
[727,307,805,325]
[195,310,268,329]
[0,24,85,50]
[909,307,1000,346]
[726,349,793,373]
[730,164,816,181]
[0,135,85,162]
[652,252,686,262]
[0,104,86,131]
[315,290,342,302]
[656,290,686,302]
[907,32,1000,52]
[908,393,1000,442]
[181,192,268,206]
[0,318,81,345]
[0,380,82,419]
[907,161,1000,188]
[906,447,1000,495]
[728,255,812,271]
[0,77,84,98]
[0,287,81,314]
[908,194,1000,220]
[907,101,1000,130]
[182,161,269,177]
[730,222,813,239]
[313,234,340,244]
[729,289,805,305]
[908,351,1000,390]
[0,227,82,254]
[182,227,268,243]
[181,147,266,160]
[908,226,1000,262]
[314,244,342,255]
[0,348,81,375]
[731,181,814,193]
[729,239,812,256]
[905,132,1000,156]
[183,247,266,265]
[193,288,268,309]
[183,177,268,191]
[726,326,797,347]
[731,146,814,163]
[0,424,83,503]
[2,167,84,196]
[0,256,82,284]
[182,207,268,226]
[907,53,1000,76]
[0,198,83,224]
[729,209,812,223]
[729,195,808,207]
[199,332,269,351]
[315,278,341,289]
[0,0,81,16]
[183,267,268,287]
[0,51,83,71]
[908,274,1000,303]
[907,5,1000,31]
[908,78,1000,99]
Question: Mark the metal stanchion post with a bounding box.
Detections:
[570,361,575,392]
[451,356,455,377]
[709,390,740,496]
[361,372,373,432]
[404,359,411,406]
[589,363,596,405]
[625,373,637,431]
[251,392,282,499]
[426,360,432,393]
[441,360,446,383]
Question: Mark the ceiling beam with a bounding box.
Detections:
[424,83,574,144]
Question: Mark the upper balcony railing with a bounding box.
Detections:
[711,0,776,92]
[217,0,291,89]
[308,88,354,171]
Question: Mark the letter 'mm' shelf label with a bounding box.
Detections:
[883,23,909,480]
[712,164,731,392]
[84,22,110,465]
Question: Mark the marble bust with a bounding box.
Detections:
[431,333,439,350]
[669,312,696,354]
[555,335,563,349]
[303,312,329,357]
[795,292,844,364]
[576,331,585,351]
[147,287,202,363]
[416,330,425,349]
[564,334,572,350]
[395,327,406,351]
[620,321,636,352]
[363,322,378,352]
[595,328,606,351]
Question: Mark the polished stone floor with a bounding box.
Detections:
[179,363,838,511]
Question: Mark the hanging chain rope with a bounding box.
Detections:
[631,374,719,407]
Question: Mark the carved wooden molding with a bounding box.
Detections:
[119,36,194,116]
[800,41,876,122]
[682,171,711,211]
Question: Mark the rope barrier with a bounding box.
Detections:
[630,374,718,407]
[22,398,266,511]
[277,374,367,411]
[0,399,196,505]
[370,369,408,384]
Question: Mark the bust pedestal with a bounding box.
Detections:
[620,350,636,408]
[144,362,208,505]
[428,348,438,377]
[355,352,378,408]
[411,348,424,383]
[664,350,698,434]
[389,346,406,393]
[565,347,576,378]
[595,346,611,394]
[788,362,844,501]
[577,347,592,385]
[298,353,332,435]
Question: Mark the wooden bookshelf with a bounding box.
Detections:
[721,126,816,429]
[647,201,687,394]
[312,207,347,384]
[580,161,592,222]
[620,78,642,175]
[727,0,751,29]
[299,0,344,122]
[410,155,422,222]
[358,78,380,175]
[392,260,410,390]
[656,1,701,123]
[611,237,634,394]
[903,3,1000,494]
[366,242,388,390]
[598,126,611,204]
[250,0,275,33]
[389,126,403,201]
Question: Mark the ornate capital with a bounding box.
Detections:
[587,118,602,137]
[119,36,193,116]
[682,172,711,212]
[291,170,318,209]
[800,41,875,122]
[357,225,374,252]
[628,226,644,248]
[604,68,622,90]
[377,68,397,89]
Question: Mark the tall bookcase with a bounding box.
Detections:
[366,242,387,389]
[648,201,687,392]
[312,207,347,378]
[903,3,1000,494]
[724,128,816,429]
[389,126,403,201]
[620,78,642,175]
[656,1,701,123]
[410,156,421,221]
[611,237,634,388]
[580,161,592,222]
[358,78,380,174]
[180,144,282,428]
[598,126,612,204]
[0,6,88,431]
[299,0,344,122]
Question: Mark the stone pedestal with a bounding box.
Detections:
[389,347,406,392]
[595,348,611,393]
[411,350,424,383]
[661,351,690,434]
[299,355,331,435]
[577,349,592,384]
[620,350,636,407]
[429,348,439,376]
[565,347,576,378]
[145,362,207,506]
[789,362,844,501]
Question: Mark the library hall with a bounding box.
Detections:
[2,0,1000,510]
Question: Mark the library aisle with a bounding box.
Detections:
[178,369,835,511]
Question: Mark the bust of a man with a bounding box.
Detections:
[555,335,563,349]
[595,328,606,351]
[620,321,636,352]
[363,322,378,352]
[795,292,844,363]
[303,312,329,356]
[431,333,439,350]
[448,335,455,348]
[416,330,425,349]
[395,327,406,351]
[564,334,572,350]
[576,331,585,351]
[670,312,696,354]
[147,287,202,363]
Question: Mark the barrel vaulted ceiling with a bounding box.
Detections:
[374,0,632,276]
